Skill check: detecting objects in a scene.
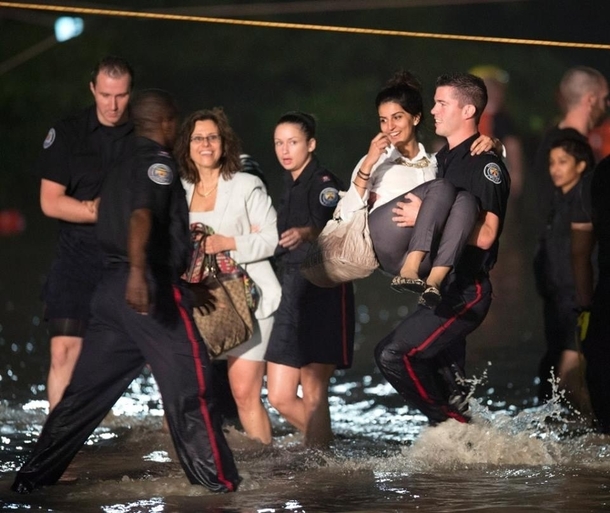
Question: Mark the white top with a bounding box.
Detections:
[182,172,281,321]
[189,210,215,226]
[339,143,438,220]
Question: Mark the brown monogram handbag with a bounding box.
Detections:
[184,224,258,358]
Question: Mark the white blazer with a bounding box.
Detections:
[182,172,281,320]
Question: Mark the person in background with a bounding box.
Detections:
[374,72,510,426]
[241,153,269,188]
[531,66,607,233]
[581,154,610,433]
[533,138,593,408]
[175,108,281,445]
[12,89,240,494]
[37,56,135,412]
[265,111,355,448]
[588,115,610,162]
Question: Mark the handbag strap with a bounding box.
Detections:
[185,223,258,310]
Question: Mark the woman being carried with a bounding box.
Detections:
[340,71,501,307]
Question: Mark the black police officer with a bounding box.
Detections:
[12,90,240,494]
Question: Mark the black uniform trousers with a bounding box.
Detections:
[12,265,239,493]
[374,273,492,425]
[582,271,610,433]
[369,179,478,276]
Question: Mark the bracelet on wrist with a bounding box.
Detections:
[352,180,366,189]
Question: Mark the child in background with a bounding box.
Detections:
[534,137,593,409]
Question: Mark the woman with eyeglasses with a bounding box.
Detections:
[174,107,281,445]
[264,111,355,448]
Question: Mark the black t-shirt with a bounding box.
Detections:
[275,156,343,266]
[37,105,134,234]
[535,186,580,296]
[591,155,610,273]
[97,137,190,276]
[436,133,511,274]
[532,126,594,229]
[570,171,593,224]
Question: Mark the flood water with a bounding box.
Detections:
[1,203,610,512]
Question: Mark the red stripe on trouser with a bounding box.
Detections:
[445,410,467,422]
[341,283,348,366]
[401,280,483,405]
[172,285,234,492]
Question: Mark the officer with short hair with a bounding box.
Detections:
[38,55,135,411]
[375,73,510,426]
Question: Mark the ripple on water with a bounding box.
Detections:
[1,375,609,512]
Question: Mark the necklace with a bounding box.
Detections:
[394,156,431,168]
[195,182,218,198]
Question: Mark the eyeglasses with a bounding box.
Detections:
[190,134,221,145]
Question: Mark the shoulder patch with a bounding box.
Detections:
[319,187,339,207]
[147,163,173,185]
[483,162,502,184]
[43,128,56,149]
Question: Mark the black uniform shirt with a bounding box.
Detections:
[436,133,511,274]
[591,155,610,273]
[37,105,134,234]
[571,171,593,224]
[536,185,581,296]
[97,137,190,277]
[275,156,342,266]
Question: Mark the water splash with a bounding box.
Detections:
[2,373,609,513]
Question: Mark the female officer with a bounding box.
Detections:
[265,111,355,448]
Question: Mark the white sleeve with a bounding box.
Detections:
[232,179,279,264]
[338,155,369,221]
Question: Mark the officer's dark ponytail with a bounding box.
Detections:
[276,111,317,141]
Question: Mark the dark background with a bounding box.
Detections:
[1,0,608,403]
